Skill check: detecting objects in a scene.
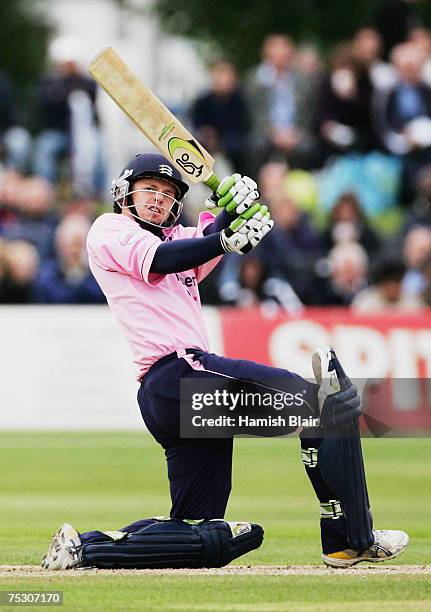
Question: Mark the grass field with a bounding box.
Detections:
[0,433,430,610]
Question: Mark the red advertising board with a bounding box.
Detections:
[220,308,431,432]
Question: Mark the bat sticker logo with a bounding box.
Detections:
[177,154,204,177]
[159,123,176,142]
[168,137,209,178]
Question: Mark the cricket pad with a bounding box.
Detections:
[318,351,374,552]
[81,518,264,569]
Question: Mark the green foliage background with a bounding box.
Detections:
[153,0,431,71]
[4,0,431,86]
[0,0,51,90]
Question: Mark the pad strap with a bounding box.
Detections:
[320,500,343,520]
[101,530,127,541]
[301,447,319,468]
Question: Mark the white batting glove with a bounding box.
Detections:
[206,173,260,215]
[219,204,274,254]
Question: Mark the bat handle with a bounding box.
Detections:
[204,172,221,192]
[204,172,221,208]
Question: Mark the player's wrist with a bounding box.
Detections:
[219,210,274,255]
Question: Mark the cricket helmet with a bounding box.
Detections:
[111,153,189,228]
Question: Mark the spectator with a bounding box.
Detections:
[294,45,324,131]
[374,0,419,59]
[295,45,323,80]
[190,60,250,174]
[373,42,431,202]
[408,26,431,86]
[0,170,22,230]
[322,191,381,255]
[0,240,39,304]
[32,36,106,198]
[405,165,431,228]
[0,238,7,297]
[258,160,289,200]
[307,242,368,306]
[207,161,291,304]
[258,193,322,299]
[61,196,99,221]
[1,177,58,260]
[353,258,424,312]
[217,251,302,314]
[240,255,303,313]
[402,225,431,296]
[409,26,431,52]
[316,43,376,158]
[0,70,31,173]
[419,253,431,305]
[244,33,318,174]
[33,214,105,304]
[352,27,397,90]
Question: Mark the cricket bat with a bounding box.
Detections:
[89,47,221,192]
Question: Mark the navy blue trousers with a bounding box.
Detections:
[137,349,318,520]
[78,349,351,554]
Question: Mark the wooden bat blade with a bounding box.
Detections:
[89,47,216,186]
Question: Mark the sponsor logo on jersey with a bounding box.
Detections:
[175,273,198,301]
[175,273,197,288]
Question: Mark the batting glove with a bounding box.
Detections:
[219,204,274,254]
[206,174,260,215]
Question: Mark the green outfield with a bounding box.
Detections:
[0,433,430,611]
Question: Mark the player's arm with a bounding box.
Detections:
[150,206,273,274]
[150,234,224,274]
[202,209,232,235]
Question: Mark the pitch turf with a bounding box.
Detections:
[0,433,430,610]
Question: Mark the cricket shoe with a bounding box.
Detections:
[323,529,409,567]
[42,523,82,570]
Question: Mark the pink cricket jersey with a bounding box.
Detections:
[86,212,222,380]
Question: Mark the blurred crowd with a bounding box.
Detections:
[4,23,431,313]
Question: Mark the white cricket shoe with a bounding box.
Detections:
[42,523,82,570]
[312,345,341,411]
[323,529,409,567]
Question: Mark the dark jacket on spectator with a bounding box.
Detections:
[35,73,99,133]
[385,83,431,130]
[316,70,376,154]
[321,223,381,255]
[0,276,34,304]
[33,259,105,304]
[191,89,250,171]
[0,71,19,132]
[305,275,362,306]
[258,213,322,298]
[374,0,417,59]
[0,212,58,260]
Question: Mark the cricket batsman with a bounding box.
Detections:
[42,153,408,570]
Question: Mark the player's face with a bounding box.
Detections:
[128,177,179,225]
